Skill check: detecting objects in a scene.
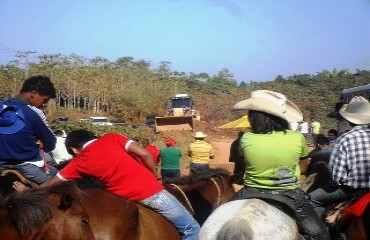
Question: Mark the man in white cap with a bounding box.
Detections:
[310,96,370,216]
[188,132,214,173]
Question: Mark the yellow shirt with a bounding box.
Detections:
[188,140,214,164]
[311,121,321,134]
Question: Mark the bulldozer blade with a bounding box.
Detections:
[155,116,194,133]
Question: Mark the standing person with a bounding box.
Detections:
[0,75,57,183]
[327,128,338,148]
[232,90,330,240]
[15,130,200,239]
[50,130,73,165]
[228,131,245,184]
[309,96,370,216]
[311,119,321,144]
[141,138,160,168]
[188,132,214,173]
[160,137,182,183]
[302,135,333,193]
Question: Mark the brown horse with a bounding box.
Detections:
[0,181,180,240]
[164,168,235,225]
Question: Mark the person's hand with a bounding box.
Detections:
[36,140,44,149]
[12,181,30,193]
[155,172,162,181]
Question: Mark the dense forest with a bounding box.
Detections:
[1,53,369,132]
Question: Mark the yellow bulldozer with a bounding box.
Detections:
[155,94,200,133]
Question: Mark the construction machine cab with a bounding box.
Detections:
[167,94,194,117]
[155,94,199,133]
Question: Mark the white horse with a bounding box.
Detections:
[198,198,298,240]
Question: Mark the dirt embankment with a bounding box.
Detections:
[209,137,235,173]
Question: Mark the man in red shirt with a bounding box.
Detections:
[15,129,199,240]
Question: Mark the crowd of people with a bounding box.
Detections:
[1,75,369,239]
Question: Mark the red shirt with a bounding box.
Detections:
[146,144,160,165]
[58,133,163,201]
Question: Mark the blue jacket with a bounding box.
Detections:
[0,98,56,163]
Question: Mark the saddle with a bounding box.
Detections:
[324,192,370,232]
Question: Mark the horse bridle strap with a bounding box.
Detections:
[169,184,195,215]
[209,177,221,208]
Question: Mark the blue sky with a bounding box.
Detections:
[0,0,370,83]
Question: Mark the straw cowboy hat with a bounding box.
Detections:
[233,90,303,123]
[339,96,370,125]
[194,132,207,139]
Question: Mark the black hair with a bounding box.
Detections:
[53,130,64,136]
[65,129,96,156]
[20,75,56,98]
[315,134,330,145]
[328,129,338,136]
[248,110,289,134]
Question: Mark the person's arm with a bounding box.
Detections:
[13,175,63,192]
[127,141,158,177]
[209,145,214,159]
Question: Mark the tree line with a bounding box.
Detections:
[1,53,369,131]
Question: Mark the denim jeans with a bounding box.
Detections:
[309,183,369,217]
[161,169,180,183]
[190,163,209,173]
[139,189,200,240]
[0,161,58,184]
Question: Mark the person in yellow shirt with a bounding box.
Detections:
[311,119,321,144]
[188,132,214,173]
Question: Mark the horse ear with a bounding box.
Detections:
[48,193,62,207]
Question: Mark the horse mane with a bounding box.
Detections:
[2,181,83,236]
[4,189,52,236]
[165,168,230,185]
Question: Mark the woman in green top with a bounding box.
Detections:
[160,137,182,183]
[232,90,329,240]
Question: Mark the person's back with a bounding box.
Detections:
[160,138,182,182]
[240,130,306,190]
[55,130,200,239]
[188,132,214,173]
[0,75,57,183]
[232,90,330,240]
[309,96,370,218]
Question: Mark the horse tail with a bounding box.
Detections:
[216,218,253,240]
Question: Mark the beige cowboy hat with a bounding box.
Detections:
[194,131,207,138]
[233,90,303,122]
[339,96,370,125]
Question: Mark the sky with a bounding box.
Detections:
[0,0,370,83]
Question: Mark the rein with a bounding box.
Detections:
[169,183,195,215]
[209,177,221,208]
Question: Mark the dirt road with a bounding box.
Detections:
[209,137,235,173]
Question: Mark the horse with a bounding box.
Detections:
[325,192,370,240]
[198,198,299,240]
[300,163,370,239]
[0,178,180,239]
[163,168,236,225]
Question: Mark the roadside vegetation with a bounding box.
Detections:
[1,53,369,136]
